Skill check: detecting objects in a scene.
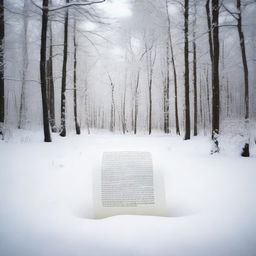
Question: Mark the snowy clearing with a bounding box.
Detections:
[0,130,256,256]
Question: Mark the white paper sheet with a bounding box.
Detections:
[93,151,166,218]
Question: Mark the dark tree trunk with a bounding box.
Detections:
[131,107,134,132]
[184,0,190,140]
[193,2,198,136]
[211,0,220,152]
[226,78,230,118]
[134,71,140,135]
[110,85,115,132]
[145,41,155,135]
[47,20,57,132]
[237,0,249,120]
[206,0,212,131]
[60,0,69,137]
[101,108,104,130]
[193,36,198,136]
[109,79,115,132]
[164,42,170,134]
[236,0,249,157]
[206,67,211,125]
[148,81,152,135]
[73,19,80,135]
[40,0,51,142]
[122,80,127,134]
[199,76,203,128]
[0,0,4,137]
[173,55,180,136]
[148,67,153,135]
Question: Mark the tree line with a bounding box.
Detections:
[0,0,255,157]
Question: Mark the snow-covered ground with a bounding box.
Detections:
[1,130,256,256]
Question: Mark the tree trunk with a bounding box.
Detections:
[184,0,190,140]
[237,0,249,157]
[237,0,249,120]
[134,71,140,135]
[193,39,198,136]
[108,73,115,132]
[173,54,180,136]
[206,67,211,126]
[211,0,220,152]
[199,75,203,129]
[147,48,155,135]
[73,19,80,135]
[40,0,51,142]
[110,79,115,132]
[18,0,29,129]
[84,80,90,134]
[122,79,127,134]
[206,0,213,63]
[0,0,4,137]
[148,68,153,135]
[60,0,69,137]
[165,0,180,135]
[47,20,57,132]
[206,0,212,132]
[131,80,134,132]
[226,78,230,118]
[193,2,198,136]
[110,83,115,132]
[164,41,170,134]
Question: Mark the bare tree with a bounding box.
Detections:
[73,18,81,135]
[226,77,230,118]
[223,0,250,156]
[0,0,4,138]
[36,0,106,141]
[206,0,220,153]
[134,70,140,134]
[199,74,203,128]
[83,79,90,134]
[18,0,29,129]
[212,0,220,152]
[40,0,52,142]
[237,0,250,156]
[121,72,127,134]
[193,1,198,136]
[205,66,211,126]
[107,73,115,132]
[59,0,69,137]
[126,35,148,135]
[165,0,180,135]
[163,41,170,134]
[206,0,213,62]
[205,1,212,130]
[184,0,190,140]
[145,39,156,135]
[46,18,57,132]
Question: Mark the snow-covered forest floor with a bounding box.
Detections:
[1,130,256,256]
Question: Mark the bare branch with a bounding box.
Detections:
[222,4,239,20]
[31,0,106,12]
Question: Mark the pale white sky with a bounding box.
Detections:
[81,1,132,32]
[99,0,132,18]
